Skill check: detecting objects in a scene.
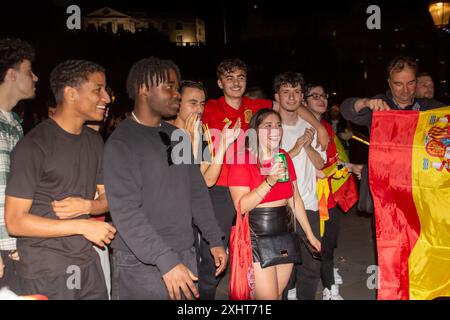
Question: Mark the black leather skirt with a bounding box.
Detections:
[249,206,293,263]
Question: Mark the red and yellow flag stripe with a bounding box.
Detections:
[370,107,450,300]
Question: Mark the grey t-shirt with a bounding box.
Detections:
[6,118,103,279]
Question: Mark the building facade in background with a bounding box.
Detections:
[84,7,206,46]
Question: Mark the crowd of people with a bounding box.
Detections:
[0,37,445,300]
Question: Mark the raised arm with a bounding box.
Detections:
[273,101,329,150]
[289,127,325,170]
[340,97,390,129]
[297,106,329,151]
[229,162,285,213]
[201,119,241,187]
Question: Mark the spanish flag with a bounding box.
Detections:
[318,120,358,214]
[369,107,450,300]
[317,120,359,236]
[331,136,359,213]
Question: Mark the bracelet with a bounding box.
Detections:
[265,178,274,188]
[255,188,264,199]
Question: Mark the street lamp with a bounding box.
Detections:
[429,1,450,32]
[428,1,450,102]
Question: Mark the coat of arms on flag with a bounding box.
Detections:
[369,107,450,300]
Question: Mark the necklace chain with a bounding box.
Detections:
[131,111,142,124]
[131,111,162,127]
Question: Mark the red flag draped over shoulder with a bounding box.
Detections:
[331,136,359,212]
[369,107,450,300]
[320,120,358,213]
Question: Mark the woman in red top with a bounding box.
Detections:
[228,108,321,300]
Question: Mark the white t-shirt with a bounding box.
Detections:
[281,117,326,211]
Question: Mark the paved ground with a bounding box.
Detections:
[215,208,377,300]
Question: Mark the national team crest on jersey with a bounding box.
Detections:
[244,109,253,124]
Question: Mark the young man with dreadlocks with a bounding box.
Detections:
[5,59,116,299]
[104,57,227,300]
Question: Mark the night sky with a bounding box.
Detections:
[0,0,448,124]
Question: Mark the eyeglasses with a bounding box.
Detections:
[306,93,329,100]
[158,131,174,166]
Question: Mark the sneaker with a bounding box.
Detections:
[287,288,297,300]
[323,285,343,300]
[323,287,332,300]
[334,268,343,285]
[331,284,344,300]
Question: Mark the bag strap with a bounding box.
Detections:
[236,201,247,227]
[291,180,297,233]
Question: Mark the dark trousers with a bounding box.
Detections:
[0,250,22,294]
[20,257,107,300]
[284,209,321,300]
[112,247,197,300]
[194,186,235,300]
[320,206,341,289]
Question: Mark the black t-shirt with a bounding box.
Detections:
[6,118,103,278]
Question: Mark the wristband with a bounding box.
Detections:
[265,178,274,188]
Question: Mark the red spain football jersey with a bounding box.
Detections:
[202,96,273,186]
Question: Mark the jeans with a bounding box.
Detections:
[321,207,340,289]
[112,247,197,300]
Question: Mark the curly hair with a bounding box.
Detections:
[0,38,35,84]
[273,71,305,93]
[50,59,105,104]
[216,58,247,79]
[126,57,181,100]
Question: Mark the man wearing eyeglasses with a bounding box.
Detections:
[340,56,445,131]
[104,57,227,300]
